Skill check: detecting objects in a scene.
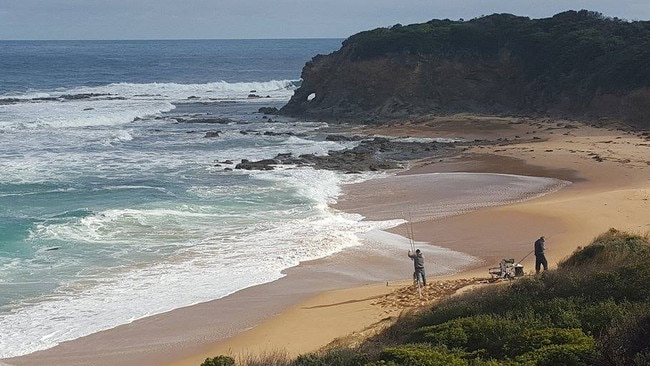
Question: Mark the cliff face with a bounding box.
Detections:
[281,11,650,129]
[283,49,526,118]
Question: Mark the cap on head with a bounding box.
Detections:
[415,249,421,253]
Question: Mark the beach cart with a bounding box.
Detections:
[489,258,524,280]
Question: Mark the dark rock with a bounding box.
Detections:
[59,93,110,100]
[325,134,364,142]
[263,131,295,137]
[31,93,110,102]
[227,135,489,173]
[204,131,222,138]
[235,159,278,170]
[182,117,234,124]
[0,98,20,105]
[258,107,279,115]
[32,97,59,101]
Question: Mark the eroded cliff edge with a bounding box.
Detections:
[280,11,650,129]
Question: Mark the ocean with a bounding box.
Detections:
[0,39,563,359]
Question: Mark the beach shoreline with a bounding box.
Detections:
[5,115,649,366]
[167,115,649,365]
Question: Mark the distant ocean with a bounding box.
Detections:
[0,39,562,358]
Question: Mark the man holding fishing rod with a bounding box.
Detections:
[408,248,427,286]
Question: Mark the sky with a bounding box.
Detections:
[1,0,649,40]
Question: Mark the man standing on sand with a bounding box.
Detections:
[534,236,548,274]
[408,249,426,286]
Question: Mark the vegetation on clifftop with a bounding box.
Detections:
[205,229,650,366]
[346,10,650,90]
[282,10,650,129]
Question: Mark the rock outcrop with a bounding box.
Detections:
[233,136,471,172]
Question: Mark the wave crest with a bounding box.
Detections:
[2,79,300,101]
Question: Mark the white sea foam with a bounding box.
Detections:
[89,79,297,100]
[1,79,297,102]
[0,99,174,130]
[0,168,400,358]
[0,79,297,134]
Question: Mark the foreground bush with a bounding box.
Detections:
[291,348,368,366]
[201,355,235,366]
[378,345,466,366]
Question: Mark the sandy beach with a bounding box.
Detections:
[6,115,649,366]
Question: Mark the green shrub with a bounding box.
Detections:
[505,328,594,357]
[531,297,582,328]
[415,315,526,358]
[379,344,467,366]
[418,286,521,326]
[578,300,625,335]
[559,229,650,270]
[514,343,597,366]
[291,348,368,366]
[201,355,236,366]
[414,321,467,349]
[239,350,291,366]
[633,351,650,366]
[415,313,594,360]
[364,361,400,366]
[597,304,650,366]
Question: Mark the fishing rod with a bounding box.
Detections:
[402,211,416,251]
[404,211,422,298]
[518,249,535,264]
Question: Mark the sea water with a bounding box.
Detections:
[0,40,560,358]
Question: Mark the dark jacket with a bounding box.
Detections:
[534,238,545,256]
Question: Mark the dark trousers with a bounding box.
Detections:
[535,254,548,273]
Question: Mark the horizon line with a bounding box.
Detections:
[0,37,346,42]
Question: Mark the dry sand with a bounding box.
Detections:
[6,115,649,366]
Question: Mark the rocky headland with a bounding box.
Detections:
[280,10,650,130]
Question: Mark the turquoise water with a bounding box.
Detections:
[1,39,404,357]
